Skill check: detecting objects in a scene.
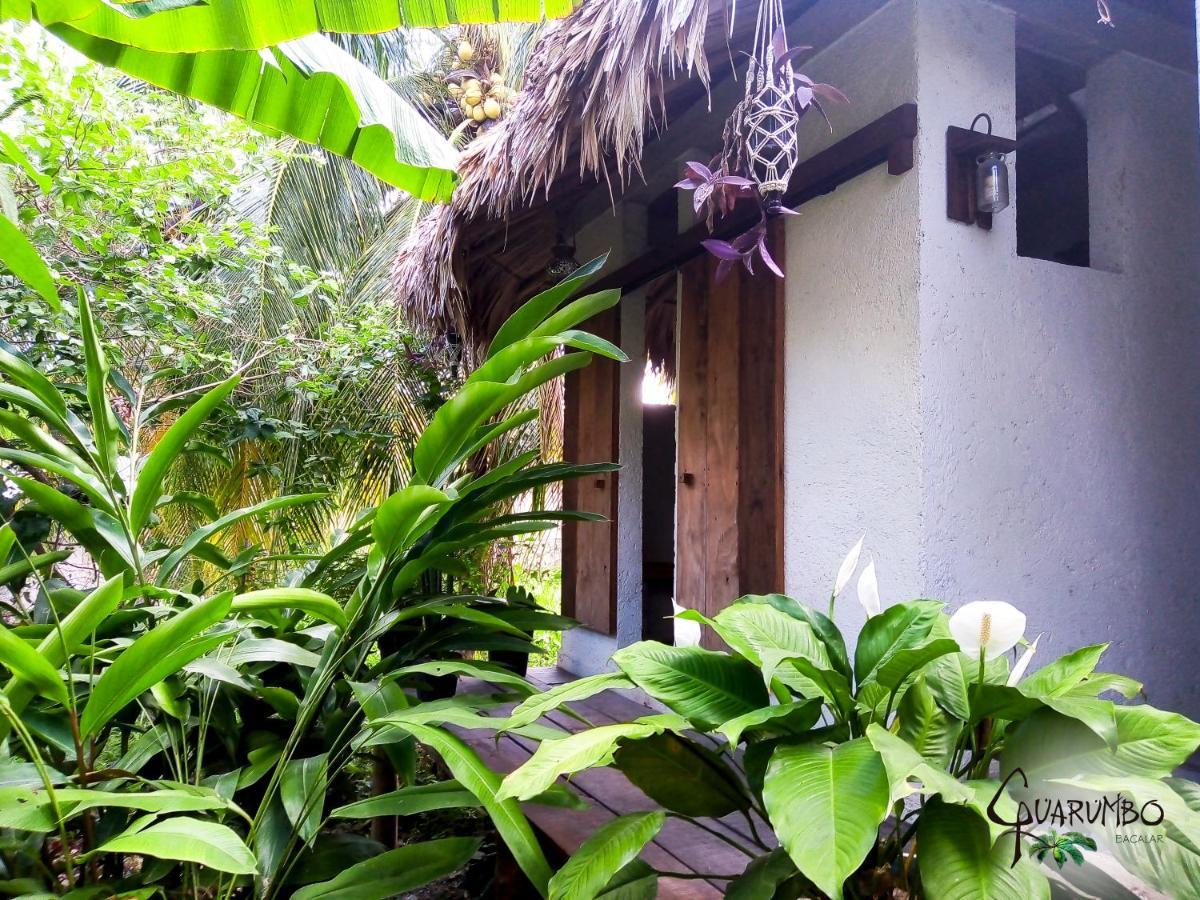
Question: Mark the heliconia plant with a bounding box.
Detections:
[388,538,1200,899]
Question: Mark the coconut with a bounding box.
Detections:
[457,41,475,62]
[483,98,502,119]
[447,83,463,98]
[463,88,483,106]
[471,104,486,122]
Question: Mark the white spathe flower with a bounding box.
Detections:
[949,601,1027,660]
[857,560,881,618]
[1007,633,1042,686]
[672,600,702,648]
[834,535,865,598]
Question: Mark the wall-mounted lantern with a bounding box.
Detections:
[947,113,1016,230]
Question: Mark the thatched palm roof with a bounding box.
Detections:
[392,0,733,353]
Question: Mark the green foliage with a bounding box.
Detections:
[485,584,1200,899]
[0,257,622,897]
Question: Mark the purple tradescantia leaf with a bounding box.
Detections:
[720,175,754,187]
[701,238,744,261]
[758,234,784,278]
[715,258,737,282]
[775,44,813,72]
[812,82,850,105]
[684,160,713,182]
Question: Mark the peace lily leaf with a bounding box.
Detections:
[80,591,234,738]
[717,698,822,747]
[50,28,458,202]
[712,602,831,671]
[760,649,853,718]
[1017,643,1107,698]
[854,600,942,685]
[505,671,632,731]
[332,781,478,819]
[917,801,1050,900]
[612,732,750,818]
[612,642,767,729]
[92,815,257,875]
[925,651,1009,721]
[0,217,59,310]
[282,754,327,844]
[865,724,971,806]
[498,716,688,802]
[291,836,481,900]
[40,0,581,53]
[231,588,347,630]
[129,376,237,534]
[762,737,890,900]
[548,812,665,900]
[0,620,68,704]
[397,722,553,897]
[897,677,961,769]
[726,848,798,900]
[736,594,851,680]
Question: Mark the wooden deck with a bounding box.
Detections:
[455,667,775,898]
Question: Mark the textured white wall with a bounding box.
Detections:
[782,0,923,645]
[913,2,1200,720]
[782,0,1200,719]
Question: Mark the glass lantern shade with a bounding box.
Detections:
[975,151,1010,215]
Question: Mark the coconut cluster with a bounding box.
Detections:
[446,40,516,129]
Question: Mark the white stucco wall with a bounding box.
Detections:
[782,1,925,643]
[783,0,1200,719]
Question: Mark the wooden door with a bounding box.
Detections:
[676,221,785,648]
[561,307,620,634]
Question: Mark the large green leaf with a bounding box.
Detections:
[735,594,851,681]
[80,591,234,737]
[612,642,768,729]
[291,836,481,900]
[488,255,609,357]
[716,698,822,747]
[331,780,478,819]
[33,0,579,53]
[0,216,58,310]
[282,754,327,844]
[76,287,122,480]
[92,815,257,875]
[853,600,943,685]
[613,732,750,818]
[916,802,1050,900]
[372,485,452,556]
[725,848,797,900]
[711,603,831,672]
[0,620,68,704]
[761,737,890,900]
[897,677,960,769]
[230,588,346,630]
[397,722,553,897]
[548,812,665,900]
[1017,644,1107,698]
[50,29,457,202]
[864,724,970,806]
[129,376,238,534]
[505,672,633,731]
[498,716,687,803]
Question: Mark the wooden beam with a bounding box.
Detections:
[592,103,918,295]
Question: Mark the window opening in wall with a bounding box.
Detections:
[1016,47,1090,268]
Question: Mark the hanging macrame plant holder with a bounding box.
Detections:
[732,0,801,215]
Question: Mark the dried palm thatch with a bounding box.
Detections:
[393,0,727,354]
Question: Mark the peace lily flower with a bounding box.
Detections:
[1007,633,1043,686]
[672,600,702,648]
[949,600,1027,661]
[857,559,881,618]
[833,535,864,598]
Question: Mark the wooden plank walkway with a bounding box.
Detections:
[454,667,776,898]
